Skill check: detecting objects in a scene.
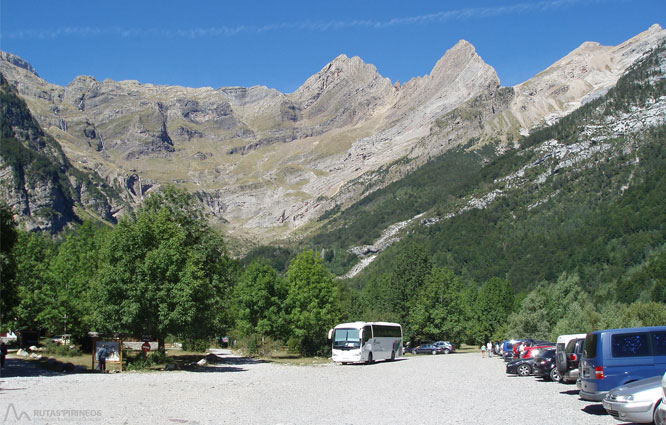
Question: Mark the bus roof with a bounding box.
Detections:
[333,321,401,329]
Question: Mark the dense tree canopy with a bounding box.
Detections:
[285,250,341,355]
[0,203,18,327]
[95,187,231,350]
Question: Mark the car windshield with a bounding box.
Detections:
[541,350,555,358]
[333,328,361,349]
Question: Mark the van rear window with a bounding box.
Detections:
[584,334,598,358]
[652,332,666,355]
[611,333,650,357]
[565,338,578,354]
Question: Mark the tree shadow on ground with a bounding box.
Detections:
[173,353,267,367]
[181,365,247,373]
[0,357,89,378]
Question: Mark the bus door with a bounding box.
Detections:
[361,325,373,357]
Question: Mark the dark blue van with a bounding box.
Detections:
[578,326,666,401]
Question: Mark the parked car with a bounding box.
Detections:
[656,372,666,425]
[557,337,585,384]
[522,344,555,359]
[502,339,522,361]
[432,341,455,354]
[533,348,560,381]
[409,344,446,355]
[579,326,666,401]
[509,339,553,358]
[602,375,663,424]
[555,333,586,379]
[506,357,536,376]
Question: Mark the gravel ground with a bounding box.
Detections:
[0,350,620,425]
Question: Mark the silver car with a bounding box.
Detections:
[602,375,663,424]
[656,373,666,425]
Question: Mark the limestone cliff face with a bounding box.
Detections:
[0,74,120,232]
[0,25,663,243]
[506,24,666,134]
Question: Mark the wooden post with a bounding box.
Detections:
[119,338,123,372]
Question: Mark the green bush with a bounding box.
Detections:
[286,336,301,355]
[124,351,168,371]
[149,350,167,365]
[42,341,82,357]
[181,338,211,353]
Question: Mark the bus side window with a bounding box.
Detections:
[362,326,372,343]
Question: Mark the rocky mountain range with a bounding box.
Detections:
[0,24,664,247]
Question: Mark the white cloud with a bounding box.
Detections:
[1,0,615,40]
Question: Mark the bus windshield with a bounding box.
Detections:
[333,328,361,349]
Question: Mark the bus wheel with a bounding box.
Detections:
[390,351,395,361]
[367,353,374,364]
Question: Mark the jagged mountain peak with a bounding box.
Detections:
[292,52,391,114]
[294,53,385,97]
[430,39,491,79]
[648,23,663,33]
[0,51,39,77]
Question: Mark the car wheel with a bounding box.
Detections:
[432,350,437,355]
[444,349,450,354]
[517,364,532,376]
[654,400,664,425]
[549,367,561,382]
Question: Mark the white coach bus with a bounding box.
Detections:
[328,321,403,364]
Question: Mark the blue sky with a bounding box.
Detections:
[1,0,664,93]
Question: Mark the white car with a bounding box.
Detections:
[432,341,455,354]
[657,373,666,425]
[602,375,663,424]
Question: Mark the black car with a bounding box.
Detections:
[533,348,559,381]
[409,344,446,355]
[505,357,535,376]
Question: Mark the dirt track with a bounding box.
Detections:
[0,350,615,424]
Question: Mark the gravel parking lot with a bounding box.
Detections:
[1,351,619,424]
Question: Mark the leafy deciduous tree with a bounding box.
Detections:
[233,260,287,340]
[285,250,341,355]
[0,203,18,328]
[95,187,231,351]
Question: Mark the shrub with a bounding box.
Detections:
[181,338,211,353]
[287,336,301,355]
[42,341,82,357]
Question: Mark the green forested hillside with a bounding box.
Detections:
[307,43,666,295]
[330,43,666,344]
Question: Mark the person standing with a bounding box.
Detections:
[481,344,487,358]
[97,345,107,372]
[487,341,493,358]
[0,341,7,368]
